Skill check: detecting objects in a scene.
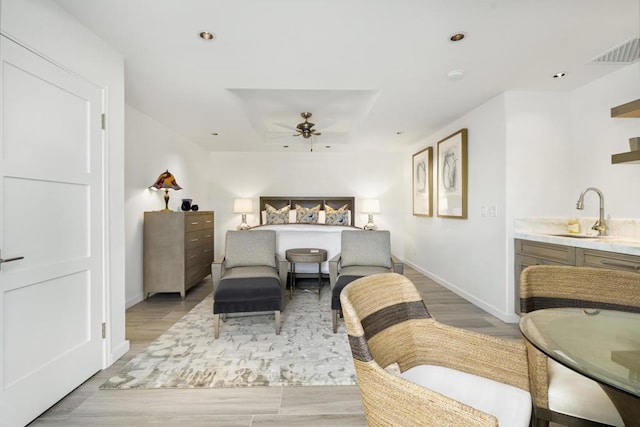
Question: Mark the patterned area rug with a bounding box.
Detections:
[101,282,357,389]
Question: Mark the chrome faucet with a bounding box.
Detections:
[576,187,606,236]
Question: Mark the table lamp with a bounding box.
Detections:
[362,199,380,230]
[149,170,182,211]
[233,198,253,230]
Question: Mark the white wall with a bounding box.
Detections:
[1,0,128,364]
[124,105,213,306]
[207,150,405,258]
[406,62,640,323]
[570,63,640,219]
[404,95,511,319]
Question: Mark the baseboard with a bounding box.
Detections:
[403,260,520,324]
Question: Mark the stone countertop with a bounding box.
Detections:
[514,218,640,256]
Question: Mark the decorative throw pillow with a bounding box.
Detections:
[265,203,290,224]
[325,204,350,225]
[295,204,320,223]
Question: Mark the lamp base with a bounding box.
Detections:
[364,214,377,230]
[162,189,171,211]
[237,213,250,230]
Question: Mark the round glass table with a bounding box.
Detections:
[519,308,640,426]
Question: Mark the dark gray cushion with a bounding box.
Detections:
[332,275,362,310]
[214,277,282,314]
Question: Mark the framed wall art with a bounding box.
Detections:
[412,146,432,216]
[437,128,467,219]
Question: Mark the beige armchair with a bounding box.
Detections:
[211,230,288,338]
[341,273,532,426]
[520,265,640,427]
[329,230,403,333]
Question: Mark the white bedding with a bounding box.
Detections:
[253,224,359,274]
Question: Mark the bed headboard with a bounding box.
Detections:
[259,196,356,226]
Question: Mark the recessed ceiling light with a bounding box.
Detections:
[199,31,215,41]
[449,32,467,42]
[553,72,567,78]
[211,132,218,136]
[283,145,289,148]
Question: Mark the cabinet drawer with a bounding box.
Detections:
[186,229,212,250]
[185,212,213,232]
[185,247,206,268]
[577,248,640,272]
[185,264,209,287]
[515,239,575,264]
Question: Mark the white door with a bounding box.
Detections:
[0,36,104,427]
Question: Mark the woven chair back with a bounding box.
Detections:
[520,265,640,314]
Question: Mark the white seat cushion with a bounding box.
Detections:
[399,365,531,426]
[548,359,624,426]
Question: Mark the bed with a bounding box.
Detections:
[253,196,360,275]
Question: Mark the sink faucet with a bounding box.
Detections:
[576,187,606,236]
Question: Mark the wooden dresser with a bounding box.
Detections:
[143,211,214,299]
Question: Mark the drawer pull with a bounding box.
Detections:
[191,222,199,225]
[206,220,212,224]
[191,238,199,242]
[600,259,640,270]
[205,234,212,238]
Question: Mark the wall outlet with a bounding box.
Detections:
[488,205,497,217]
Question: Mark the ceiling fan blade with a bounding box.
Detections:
[273,122,297,131]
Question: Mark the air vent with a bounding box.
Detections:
[590,37,640,64]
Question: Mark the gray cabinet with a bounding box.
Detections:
[514,238,640,313]
[144,211,214,299]
[514,239,576,313]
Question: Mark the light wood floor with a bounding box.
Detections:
[30,267,525,426]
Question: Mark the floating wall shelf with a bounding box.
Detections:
[611,98,640,118]
[611,98,640,164]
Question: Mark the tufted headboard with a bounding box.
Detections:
[259,196,356,226]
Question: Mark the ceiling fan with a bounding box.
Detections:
[294,112,322,139]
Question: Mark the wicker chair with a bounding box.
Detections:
[341,273,532,426]
[329,230,403,333]
[520,265,640,427]
[211,230,288,338]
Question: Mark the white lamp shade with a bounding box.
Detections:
[361,199,380,214]
[233,198,253,214]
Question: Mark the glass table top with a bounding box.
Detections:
[519,308,640,397]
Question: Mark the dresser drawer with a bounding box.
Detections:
[186,229,212,250]
[185,212,213,232]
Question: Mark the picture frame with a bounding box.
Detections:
[437,128,468,219]
[412,146,433,216]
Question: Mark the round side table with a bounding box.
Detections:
[285,248,327,299]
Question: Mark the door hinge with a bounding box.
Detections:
[102,322,106,339]
[101,113,106,130]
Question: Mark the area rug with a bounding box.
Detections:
[101,282,357,389]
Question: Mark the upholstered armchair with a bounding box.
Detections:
[211,230,288,338]
[329,230,403,333]
[341,273,532,426]
[520,265,640,427]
